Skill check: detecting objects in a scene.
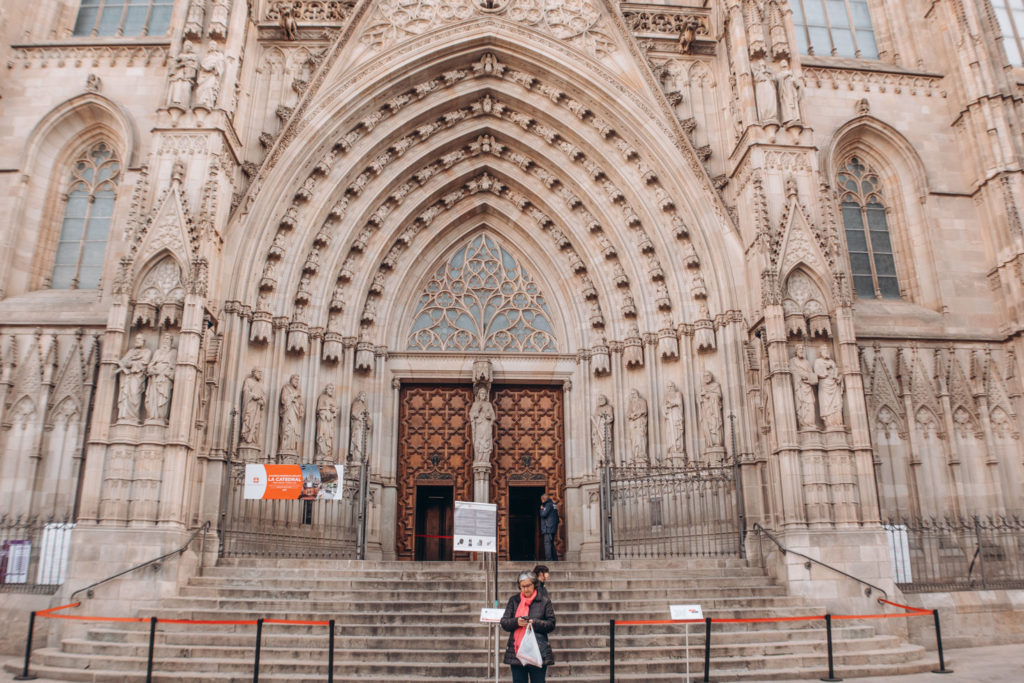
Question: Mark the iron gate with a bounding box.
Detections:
[600,462,744,559]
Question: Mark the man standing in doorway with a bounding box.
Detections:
[539,493,559,562]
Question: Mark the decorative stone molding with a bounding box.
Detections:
[9,43,170,69]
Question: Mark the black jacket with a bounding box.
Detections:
[499,591,556,666]
[539,499,559,534]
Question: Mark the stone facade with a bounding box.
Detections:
[1,0,1024,623]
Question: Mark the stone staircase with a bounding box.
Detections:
[9,558,933,681]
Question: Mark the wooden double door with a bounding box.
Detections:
[396,384,565,561]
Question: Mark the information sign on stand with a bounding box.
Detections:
[454,501,497,552]
[670,604,704,683]
[480,608,504,623]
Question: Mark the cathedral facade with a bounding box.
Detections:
[2,0,1024,645]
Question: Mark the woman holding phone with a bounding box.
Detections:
[499,571,556,682]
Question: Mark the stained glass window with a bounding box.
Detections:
[838,157,900,300]
[73,0,174,38]
[407,234,558,352]
[791,0,879,59]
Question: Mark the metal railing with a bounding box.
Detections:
[885,515,1024,592]
[0,515,75,594]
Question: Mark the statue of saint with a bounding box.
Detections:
[349,391,372,461]
[278,374,304,455]
[144,335,176,423]
[315,385,338,462]
[699,371,724,448]
[627,389,649,465]
[814,346,844,427]
[240,368,266,445]
[663,382,684,454]
[469,387,495,464]
[753,59,778,123]
[790,344,818,429]
[115,335,152,424]
[167,41,198,109]
[194,47,226,110]
[591,395,614,465]
[777,60,803,124]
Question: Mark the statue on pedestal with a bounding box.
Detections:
[115,335,152,424]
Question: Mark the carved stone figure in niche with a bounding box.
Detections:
[114,335,152,424]
[790,343,818,429]
[349,391,372,461]
[240,368,266,445]
[678,17,702,54]
[470,387,496,464]
[628,389,649,464]
[278,374,304,457]
[699,371,724,448]
[316,384,338,462]
[144,335,177,424]
[592,394,614,464]
[280,6,299,40]
[663,382,685,455]
[194,47,226,110]
[753,60,778,123]
[815,346,844,427]
[167,41,198,109]
[777,60,803,124]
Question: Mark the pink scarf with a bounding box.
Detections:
[513,590,537,651]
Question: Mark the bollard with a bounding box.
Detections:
[703,617,712,683]
[253,617,264,683]
[820,614,842,682]
[931,609,953,674]
[145,617,158,683]
[12,611,37,681]
[609,619,615,683]
[328,619,335,683]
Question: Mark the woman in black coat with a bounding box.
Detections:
[500,571,556,682]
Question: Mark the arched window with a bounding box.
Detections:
[838,156,900,299]
[51,142,120,290]
[790,0,879,59]
[72,0,174,38]
[992,1,1024,66]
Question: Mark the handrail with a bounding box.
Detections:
[70,520,211,601]
[751,522,888,600]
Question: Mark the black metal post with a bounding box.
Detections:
[13,611,37,680]
[609,619,615,683]
[253,618,264,683]
[703,616,712,683]
[931,609,953,674]
[974,517,988,589]
[821,614,842,682]
[328,619,335,683]
[145,617,158,683]
[729,413,747,558]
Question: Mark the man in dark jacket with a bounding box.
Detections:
[539,493,559,561]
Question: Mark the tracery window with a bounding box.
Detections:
[790,0,879,59]
[407,234,558,353]
[72,0,174,38]
[51,142,120,290]
[838,157,900,300]
[992,1,1024,66]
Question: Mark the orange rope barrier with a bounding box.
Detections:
[615,600,934,626]
[33,602,332,628]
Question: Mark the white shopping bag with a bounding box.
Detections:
[516,623,544,667]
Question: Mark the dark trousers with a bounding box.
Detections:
[510,664,547,683]
[543,532,558,561]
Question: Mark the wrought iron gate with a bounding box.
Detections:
[600,462,744,559]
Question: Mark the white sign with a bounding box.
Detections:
[670,604,704,621]
[480,608,505,623]
[454,501,497,552]
[2,540,31,584]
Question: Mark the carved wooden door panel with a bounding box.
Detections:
[489,386,565,560]
[396,385,473,560]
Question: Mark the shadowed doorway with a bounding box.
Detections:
[415,485,453,561]
[508,485,544,561]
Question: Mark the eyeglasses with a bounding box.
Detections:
[519,583,534,589]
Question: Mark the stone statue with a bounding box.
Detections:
[627,389,649,464]
[144,335,176,423]
[753,60,778,123]
[699,371,724,448]
[315,384,337,462]
[167,41,198,109]
[663,382,685,454]
[777,60,803,124]
[194,47,226,110]
[790,344,818,429]
[349,391,371,461]
[591,394,614,465]
[278,374,304,456]
[240,368,266,445]
[814,346,844,427]
[469,387,496,464]
[115,335,152,423]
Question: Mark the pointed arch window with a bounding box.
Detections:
[993,1,1024,66]
[790,0,879,59]
[407,234,558,353]
[838,156,900,300]
[51,142,120,290]
[73,0,174,38]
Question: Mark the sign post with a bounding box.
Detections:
[459,502,498,683]
[670,604,704,683]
